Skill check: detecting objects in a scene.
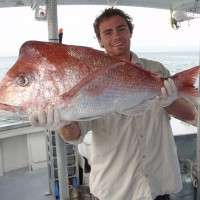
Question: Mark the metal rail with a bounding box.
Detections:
[197,42,200,200]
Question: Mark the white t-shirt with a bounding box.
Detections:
[76,53,182,200]
[78,131,92,165]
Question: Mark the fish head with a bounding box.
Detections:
[0,40,131,121]
[0,41,70,115]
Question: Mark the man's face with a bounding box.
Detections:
[98,15,132,57]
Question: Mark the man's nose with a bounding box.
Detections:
[113,30,121,38]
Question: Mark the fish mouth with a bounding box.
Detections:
[0,102,23,113]
[0,103,27,121]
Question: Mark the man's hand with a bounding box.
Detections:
[28,106,71,129]
[58,122,81,142]
[157,78,178,107]
[155,78,197,126]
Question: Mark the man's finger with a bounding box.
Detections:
[169,78,177,94]
[163,80,171,96]
[38,110,47,125]
[29,111,39,126]
[161,86,167,98]
[54,107,61,127]
[47,106,54,125]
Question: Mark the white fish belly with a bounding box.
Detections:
[60,86,157,121]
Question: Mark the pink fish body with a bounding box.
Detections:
[0,41,199,121]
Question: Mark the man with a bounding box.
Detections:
[29,8,197,200]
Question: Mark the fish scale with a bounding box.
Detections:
[0,40,199,121]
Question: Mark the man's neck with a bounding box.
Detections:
[114,52,132,62]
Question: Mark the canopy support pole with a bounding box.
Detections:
[196,29,200,198]
[46,0,58,43]
[46,1,70,200]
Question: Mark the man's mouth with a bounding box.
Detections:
[112,41,124,47]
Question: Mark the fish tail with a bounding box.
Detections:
[172,65,200,104]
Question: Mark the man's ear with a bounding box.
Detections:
[130,24,134,38]
[98,39,104,48]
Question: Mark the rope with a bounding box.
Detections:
[180,159,198,188]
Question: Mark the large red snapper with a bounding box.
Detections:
[0,40,199,121]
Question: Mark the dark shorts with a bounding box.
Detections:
[154,194,170,200]
[91,194,170,200]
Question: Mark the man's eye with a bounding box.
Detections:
[118,27,126,32]
[104,31,112,36]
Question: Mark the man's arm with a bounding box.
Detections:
[57,122,81,142]
[165,98,198,126]
[28,107,83,142]
[158,78,198,126]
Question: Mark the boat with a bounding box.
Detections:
[0,0,199,200]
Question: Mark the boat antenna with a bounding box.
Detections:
[58,28,63,44]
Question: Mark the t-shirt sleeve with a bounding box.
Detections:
[139,58,170,78]
[66,121,93,145]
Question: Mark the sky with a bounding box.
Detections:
[0,5,200,56]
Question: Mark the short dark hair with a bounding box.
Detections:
[93,7,133,40]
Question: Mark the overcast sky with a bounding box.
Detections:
[0,5,200,56]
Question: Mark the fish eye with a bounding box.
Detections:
[16,74,30,87]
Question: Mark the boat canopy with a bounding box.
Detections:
[0,0,200,14]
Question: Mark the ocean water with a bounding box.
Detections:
[0,56,17,80]
[0,52,199,78]
[0,52,199,134]
[137,51,200,74]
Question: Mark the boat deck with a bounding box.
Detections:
[0,119,197,200]
[0,167,54,200]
